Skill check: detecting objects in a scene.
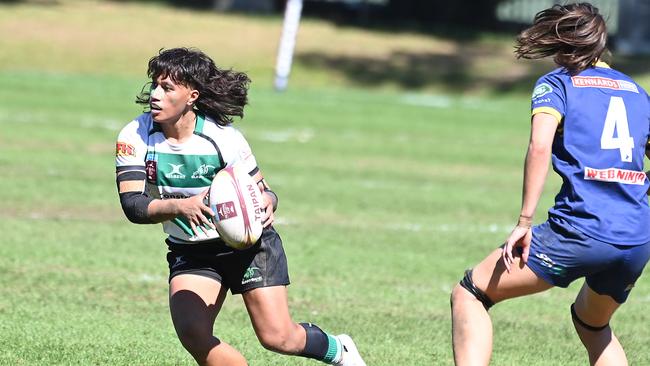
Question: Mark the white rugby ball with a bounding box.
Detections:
[208,165,264,250]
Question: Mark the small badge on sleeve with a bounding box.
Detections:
[532,83,553,100]
[116,142,136,157]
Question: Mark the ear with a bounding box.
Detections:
[187,89,200,106]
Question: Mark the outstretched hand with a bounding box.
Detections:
[502,225,532,273]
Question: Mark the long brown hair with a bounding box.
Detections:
[514,3,608,74]
[136,47,250,126]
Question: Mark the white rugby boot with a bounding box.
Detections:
[333,334,367,366]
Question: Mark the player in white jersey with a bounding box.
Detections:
[115,48,365,366]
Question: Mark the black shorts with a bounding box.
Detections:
[166,226,290,294]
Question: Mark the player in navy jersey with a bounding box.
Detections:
[451,4,650,365]
[115,47,365,366]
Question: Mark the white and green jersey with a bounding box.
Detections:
[115,113,258,244]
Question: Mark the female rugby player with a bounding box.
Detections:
[115,47,365,366]
[451,3,650,365]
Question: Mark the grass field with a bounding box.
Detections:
[2,1,650,365]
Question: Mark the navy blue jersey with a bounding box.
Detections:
[531,63,650,245]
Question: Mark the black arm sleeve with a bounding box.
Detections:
[116,170,154,224]
[119,191,155,224]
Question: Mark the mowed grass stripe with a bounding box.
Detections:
[3,71,650,365]
[2,2,650,364]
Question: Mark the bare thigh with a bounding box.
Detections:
[574,283,620,326]
[472,248,553,304]
[169,274,228,335]
[242,286,305,353]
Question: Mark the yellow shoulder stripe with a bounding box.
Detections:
[594,61,611,68]
[532,107,562,124]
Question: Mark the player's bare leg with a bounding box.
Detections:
[242,286,307,355]
[243,286,366,365]
[451,248,552,366]
[170,274,247,366]
[571,283,627,366]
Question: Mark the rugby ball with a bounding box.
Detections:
[208,165,264,250]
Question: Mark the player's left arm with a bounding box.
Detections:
[250,168,277,227]
[232,128,277,226]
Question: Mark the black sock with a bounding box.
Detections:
[298,323,340,363]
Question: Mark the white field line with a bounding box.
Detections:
[401,94,453,108]
[80,116,123,131]
[135,273,166,283]
[274,216,512,234]
[387,222,512,233]
[0,109,123,131]
[258,128,314,143]
[399,93,502,111]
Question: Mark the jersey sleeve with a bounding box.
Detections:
[531,73,566,124]
[115,116,149,171]
[225,128,258,175]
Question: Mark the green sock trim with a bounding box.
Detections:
[322,334,340,363]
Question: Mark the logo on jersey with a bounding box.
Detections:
[191,164,216,179]
[214,201,238,221]
[165,163,186,179]
[532,83,553,99]
[584,167,646,185]
[171,256,187,269]
[239,148,253,161]
[571,76,639,93]
[116,142,136,157]
[535,253,566,276]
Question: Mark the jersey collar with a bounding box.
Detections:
[194,113,205,134]
[150,112,205,135]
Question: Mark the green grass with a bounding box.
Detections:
[2,1,650,365]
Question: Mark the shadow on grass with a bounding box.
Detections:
[296,47,650,94]
[295,49,552,94]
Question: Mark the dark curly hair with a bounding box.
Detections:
[514,3,608,74]
[136,47,250,126]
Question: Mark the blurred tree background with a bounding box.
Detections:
[1,0,648,93]
[3,0,647,48]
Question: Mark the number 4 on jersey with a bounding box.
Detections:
[600,96,634,162]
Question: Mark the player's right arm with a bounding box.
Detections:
[115,121,156,225]
[503,74,563,271]
[115,119,214,234]
[116,171,214,232]
[502,112,558,271]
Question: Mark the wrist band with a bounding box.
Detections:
[517,214,533,228]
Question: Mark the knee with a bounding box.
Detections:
[256,325,302,354]
[175,321,214,356]
[451,269,495,311]
[451,269,494,310]
[571,303,610,333]
[451,283,471,307]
